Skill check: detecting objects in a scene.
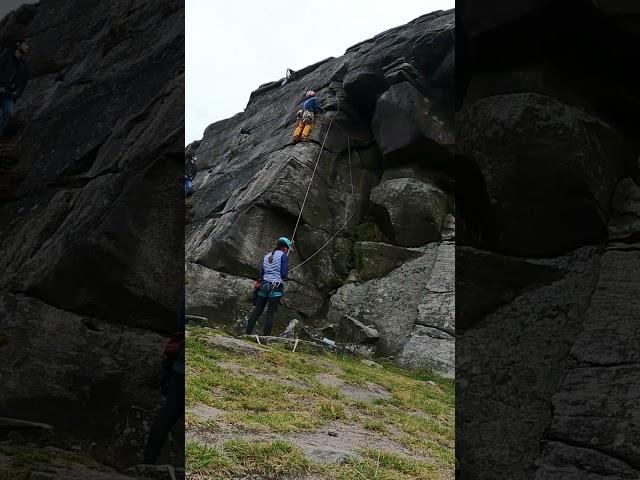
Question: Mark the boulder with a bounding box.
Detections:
[328,241,455,374]
[281,318,299,339]
[381,165,454,192]
[0,294,172,467]
[353,241,423,281]
[533,441,640,480]
[370,178,449,247]
[417,240,455,334]
[383,61,429,93]
[335,315,380,345]
[300,325,324,343]
[185,261,254,326]
[372,81,454,160]
[342,67,388,116]
[456,246,565,330]
[396,326,455,377]
[457,93,623,256]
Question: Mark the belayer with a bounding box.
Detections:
[290,90,323,144]
[246,237,292,336]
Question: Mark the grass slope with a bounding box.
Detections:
[186,326,454,480]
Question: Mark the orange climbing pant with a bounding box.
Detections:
[292,119,313,141]
[292,110,315,141]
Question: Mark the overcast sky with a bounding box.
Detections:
[0,0,37,22]
[186,0,454,144]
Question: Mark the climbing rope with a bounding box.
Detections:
[290,96,342,246]
[290,133,356,273]
[191,92,358,274]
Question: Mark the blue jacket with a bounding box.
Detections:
[259,249,289,283]
[301,96,322,113]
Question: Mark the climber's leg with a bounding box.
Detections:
[301,120,313,141]
[142,370,184,464]
[263,296,281,336]
[246,295,268,334]
[291,120,304,144]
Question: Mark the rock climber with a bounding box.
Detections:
[290,90,323,144]
[245,236,291,336]
[0,38,30,136]
[184,154,197,197]
[142,305,186,464]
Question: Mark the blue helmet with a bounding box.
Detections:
[278,237,292,249]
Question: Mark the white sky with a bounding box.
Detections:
[186,0,454,144]
[0,0,38,21]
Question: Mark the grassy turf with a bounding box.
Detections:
[186,326,455,478]
[186,440,441,480]
[0,443,113,480]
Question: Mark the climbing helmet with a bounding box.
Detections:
[278,237,292,249]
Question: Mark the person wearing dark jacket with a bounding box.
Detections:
[142,306,186,465]
[184,156,197,197]
[0,39,30,135]
[290,90,323,144]
[245,237,291,336]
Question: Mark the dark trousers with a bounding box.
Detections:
[143,370,184,464]
[0,97,15,134]
[245,295,281,336]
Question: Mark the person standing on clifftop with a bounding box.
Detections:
[0,38,30,135]
[290,90,323,144]
[245,237,291,336]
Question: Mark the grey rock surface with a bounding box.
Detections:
[370,177,449,247]
[352,241,422,281]
[334,315,379,345]
[456,3,640,478]
[186,11,456,375]
[0,0,184,469]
